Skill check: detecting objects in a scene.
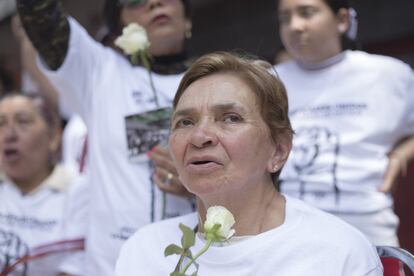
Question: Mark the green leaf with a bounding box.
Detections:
[170,272,184,276]
[164,244,183,257]
[182,249,193,259]
[179,223,195,249]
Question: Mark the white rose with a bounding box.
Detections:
[204,206,235,240]
[114,23,150,55]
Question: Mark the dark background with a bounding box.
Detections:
[2,0,414,74]
[1,0,414,273]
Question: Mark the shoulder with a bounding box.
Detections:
[0,178,18,195]
[346,51,414,97]
[116,213,197,275]
[120,212,198,255]
[285,197,382,271]
[347,50,413,75]
[286,196,375,247]
[274,60,298,78]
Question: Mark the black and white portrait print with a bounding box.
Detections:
[125,107,172,163]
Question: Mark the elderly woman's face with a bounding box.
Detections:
[0,96,58,183]
[169,73,278,197]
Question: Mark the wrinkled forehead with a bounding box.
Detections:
[175,73,258,113]
[0,95,42,117]
[0,95,34,108]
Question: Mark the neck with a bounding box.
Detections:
[198,182,285,236]
[297,51,347,70]
[149,37,185,57]
[149,51,192,75]
[12,167,52,194]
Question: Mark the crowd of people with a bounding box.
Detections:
[0,0,413,275]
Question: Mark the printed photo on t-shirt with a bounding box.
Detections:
[125,107,172,163]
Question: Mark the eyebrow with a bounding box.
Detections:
[172,103,244,119]
[279,4,316,12]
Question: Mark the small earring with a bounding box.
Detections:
[272,165,280,172]
[185,29,192,39]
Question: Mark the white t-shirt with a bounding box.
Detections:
[275,50,414,213]
[58,172,90,275]
[0,165,82,275]
[39,18,195,275]
[61,114,88,177]
[116,196,383,276]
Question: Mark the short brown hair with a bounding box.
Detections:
[173,52,293,186]
[174,51,293,145]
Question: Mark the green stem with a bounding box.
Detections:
[141,51,159,108]
[180,238,213,274]
[147,67,159,108]
[174,253,186,273]
[162,192,167,219]
[131,53,138,66]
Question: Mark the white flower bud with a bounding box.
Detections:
[204,206,235,240]
[114,23,151,55]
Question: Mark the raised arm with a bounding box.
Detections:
[16,0,69,70]
[11,15,59,110]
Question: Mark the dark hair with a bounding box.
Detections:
[0,65,15,95]
[321,0,357,49]
[321,0,350,13]
[103,0,191,36]
[173,52,294,187]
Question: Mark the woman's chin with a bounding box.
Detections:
[149,32,183,56]
[184,179,223,198]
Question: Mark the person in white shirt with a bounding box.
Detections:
[275,0,414,247]
[11,15,89,179]
[0,93,83,275]
[116,52,383,276]
[15,0,195,274]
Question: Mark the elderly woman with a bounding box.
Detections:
[15,0,196,273]
[116,52,383,275]
[0,93,82,275]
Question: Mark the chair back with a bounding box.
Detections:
[377,246,414,276]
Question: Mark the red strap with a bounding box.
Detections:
[0,238,85,275]
[79,135,88,173]
[381,257,404,276]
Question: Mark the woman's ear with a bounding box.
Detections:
[337,8,350,34]
[267,134,292,173]
[49,126,62,154]
[184,20,192,39]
